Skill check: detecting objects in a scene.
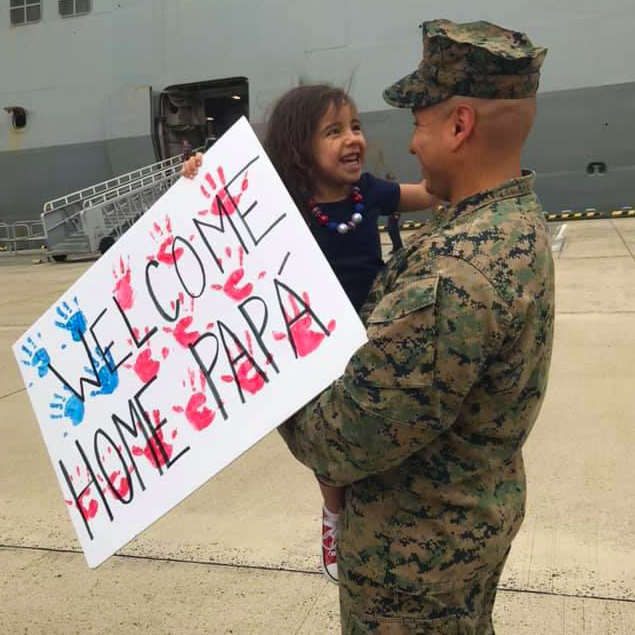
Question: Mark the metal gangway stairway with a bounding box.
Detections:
[41,150,195,261]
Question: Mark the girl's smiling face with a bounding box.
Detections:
[311,102,367,197]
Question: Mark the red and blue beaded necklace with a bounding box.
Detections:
[308,186,364,235]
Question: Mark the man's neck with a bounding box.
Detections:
[449,160,522,207]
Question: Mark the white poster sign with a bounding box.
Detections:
[13,118,367,568]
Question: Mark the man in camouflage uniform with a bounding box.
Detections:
[279,19,554,634]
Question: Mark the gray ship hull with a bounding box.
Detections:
[2,1,634,222]
[2,80,633,223]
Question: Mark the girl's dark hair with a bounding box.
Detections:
[263,84,356,215]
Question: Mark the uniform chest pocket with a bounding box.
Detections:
[353,275,440,390]
[367,275,439,325]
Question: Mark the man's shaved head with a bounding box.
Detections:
[408,97,537,204]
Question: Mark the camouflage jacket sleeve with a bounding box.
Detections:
[278,255,514,486]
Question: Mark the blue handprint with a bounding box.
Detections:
[21,333,50,379]
[48,349,118,427]
[54,297,87,342]
[85,348,119,397]
[50,386,85,426]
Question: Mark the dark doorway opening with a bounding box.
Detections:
[155,77,248,160]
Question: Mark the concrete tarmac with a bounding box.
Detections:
[1,220,634,633]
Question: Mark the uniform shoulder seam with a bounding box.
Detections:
[440,254,516,313]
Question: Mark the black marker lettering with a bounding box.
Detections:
[188,332,228,421]
[134,375,190,470]
[173,235,206,299]
[59,439,113,541]
[145,259,179,323]
[238,296,279,373]
[91,306,132,372]
[192,209,246,275]
[274,278,331,359]
[48,327,104,403]
[111,393,159,489]
[113,295,158,350]
[217,320,268,404]
[94,429,134,504]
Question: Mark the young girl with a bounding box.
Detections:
[182,84,438,584]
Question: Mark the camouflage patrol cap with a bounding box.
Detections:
[383,19,547,109]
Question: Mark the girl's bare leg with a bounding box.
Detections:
[318,480,345,513]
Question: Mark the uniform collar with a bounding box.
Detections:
[439,169,536,227]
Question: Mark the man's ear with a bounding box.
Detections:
[449,104,476,152]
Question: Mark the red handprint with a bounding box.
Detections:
[221,330,266,395]
[281,291,336,358]
[131,409,174,470]
[108,471,130,498]
[173,369,215,432]
[162,293,200,348]
[77,490,99,519]
[198,165,249,217]
[125,327,168,383]
[211,246,265,302]
[65,467,99,519]
[148,215,183,266]
[112,255,134,310]
[93,447,133,500]
[97,470,131,499]
[133,348,161,383]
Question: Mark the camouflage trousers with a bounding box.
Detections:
[339,551,509,634]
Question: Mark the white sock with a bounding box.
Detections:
[323,506,340,523]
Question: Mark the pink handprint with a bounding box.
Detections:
[211,246,265,302]
[112,256,134,310]
[93,447,133,500]
[221,330,266,396]
[131,409,174,470]
[148,216,183,266]
[125,328,169,383]
[198,165,249,217]
[173,369,215,432]
[65,467,99,519]
[97,470,130,499]
[162,293,200,348]
[279,291,336,358]
[133,348,161,383]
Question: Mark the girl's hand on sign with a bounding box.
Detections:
[181,152,203,179]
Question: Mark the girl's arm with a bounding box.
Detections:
[397,181,439,213]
